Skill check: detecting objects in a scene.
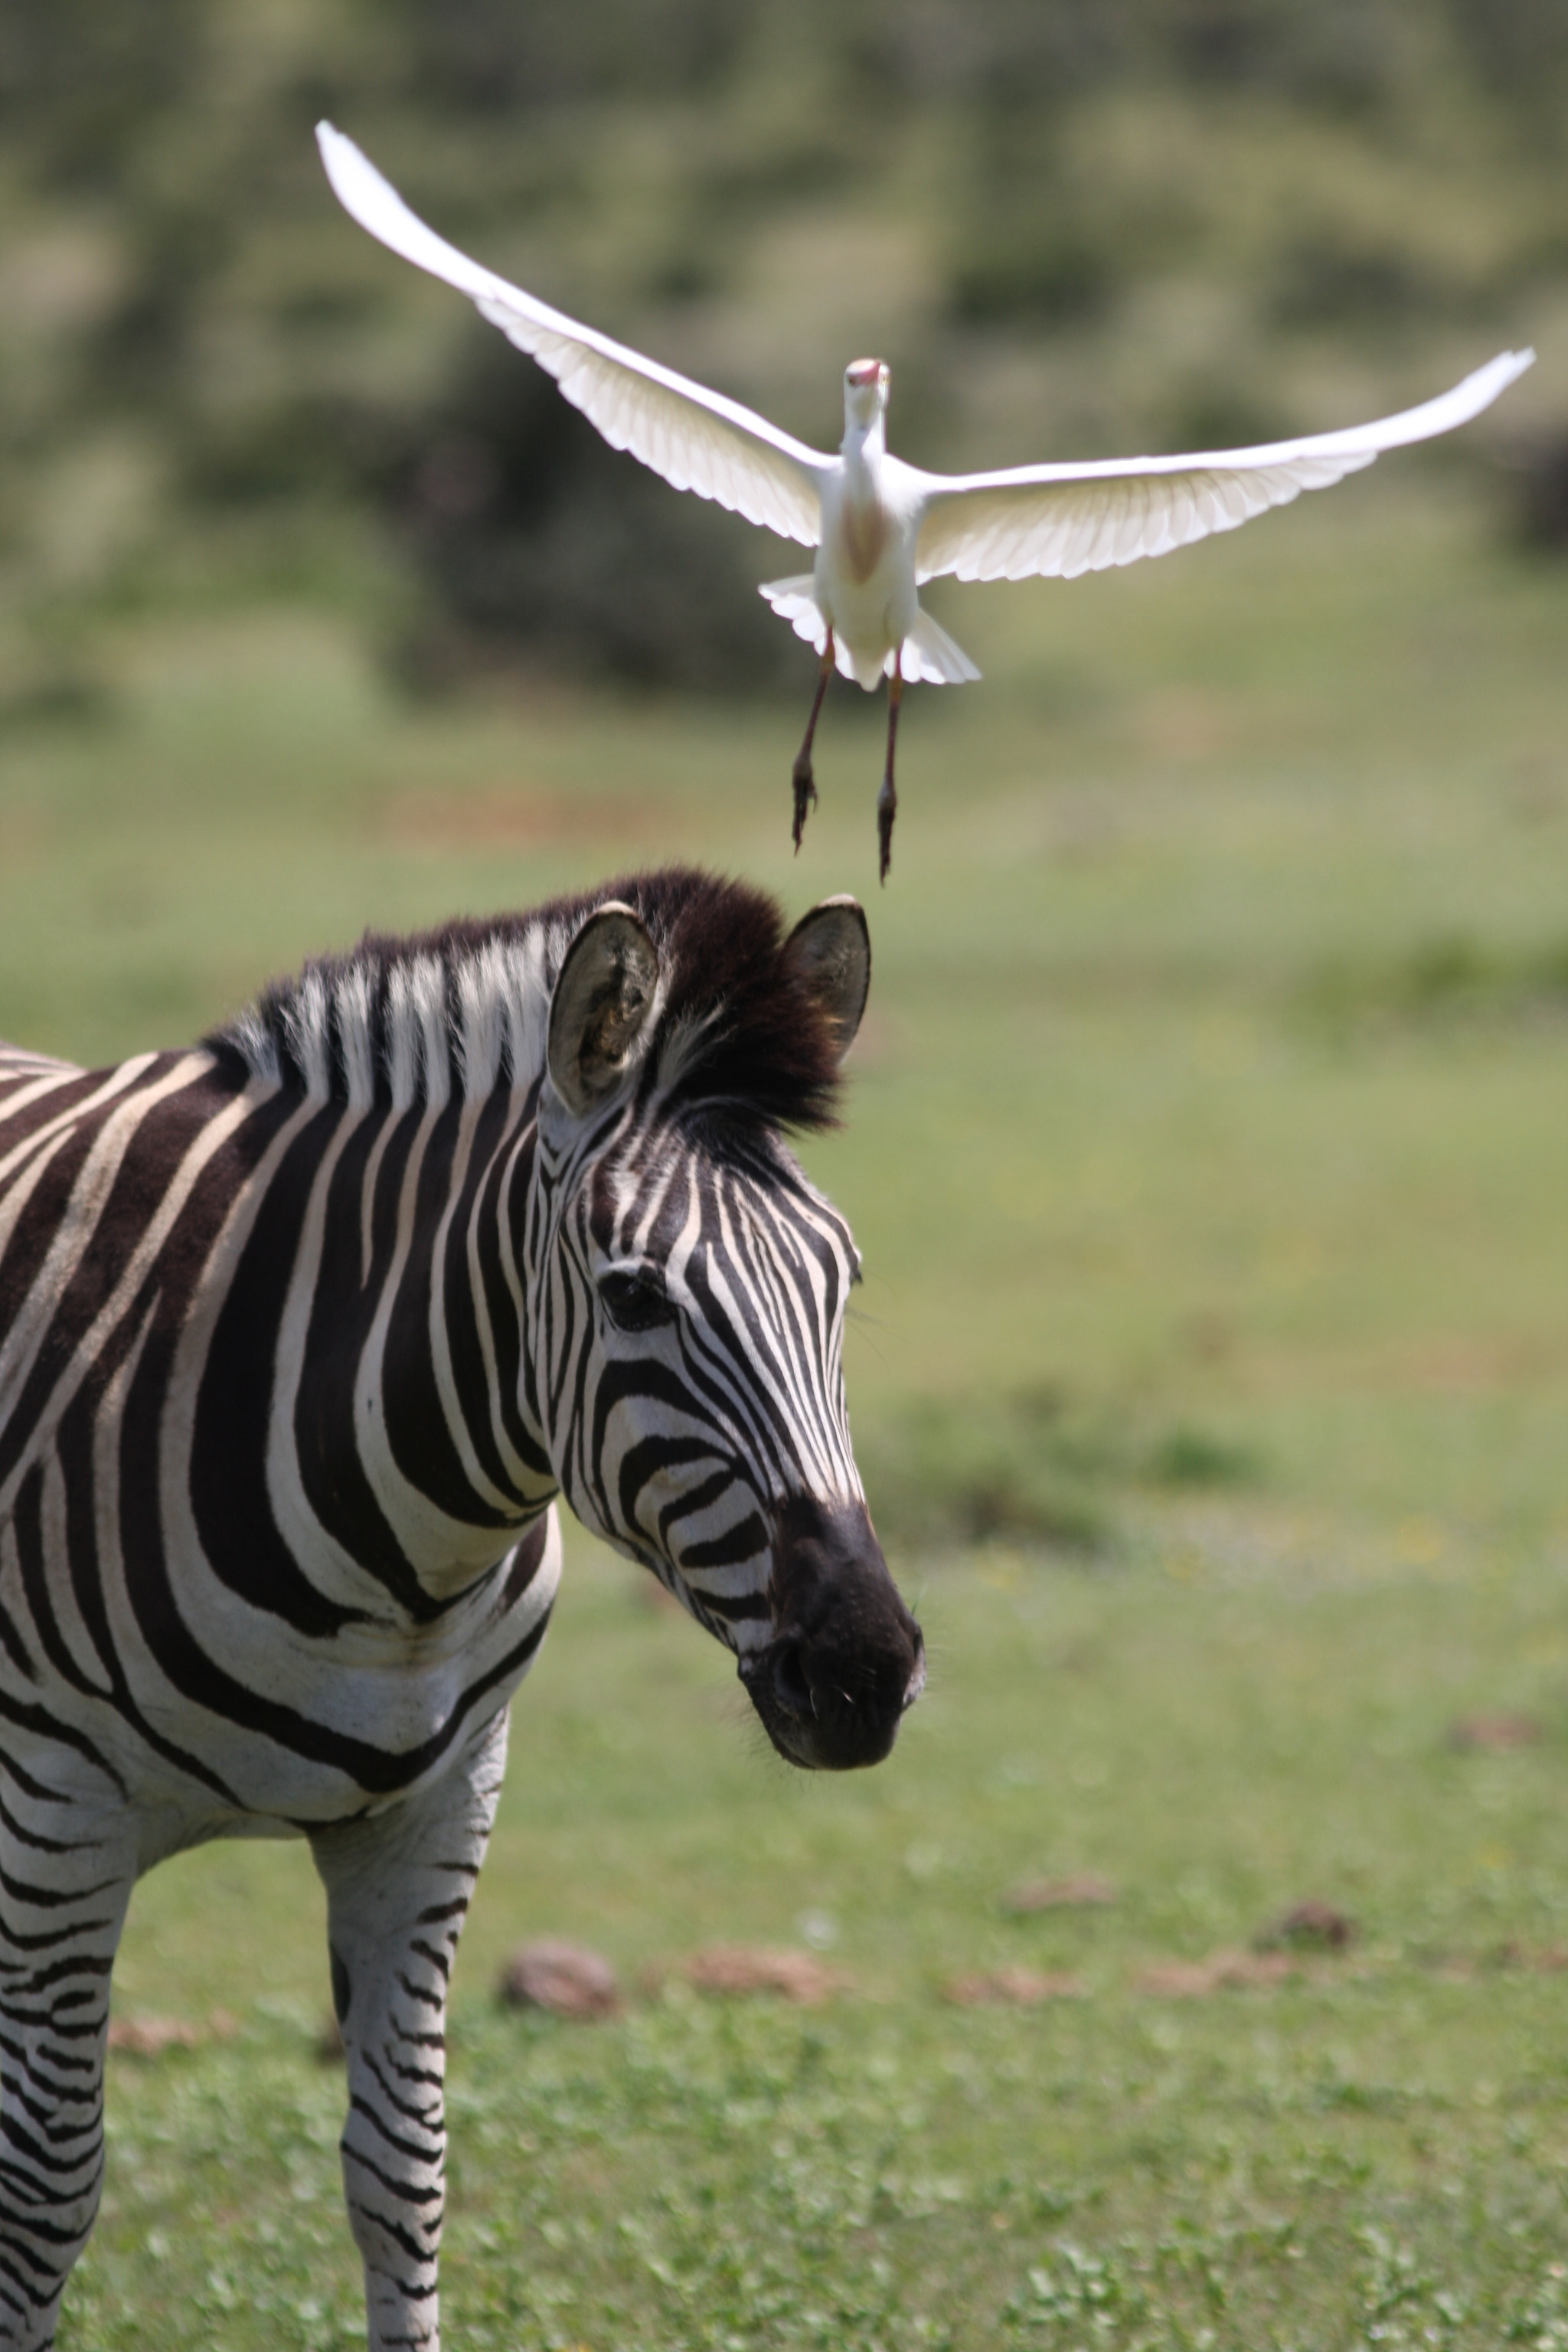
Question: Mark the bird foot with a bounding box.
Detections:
[876,774,897,885]
[792,755,818,853]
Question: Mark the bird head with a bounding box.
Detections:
[843,358,890,433]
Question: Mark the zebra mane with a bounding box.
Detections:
[208,867,848,1132]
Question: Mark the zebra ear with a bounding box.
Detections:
[547,903,662,1116]
[782,895,871,1063]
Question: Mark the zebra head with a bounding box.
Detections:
[524,880,924,1771]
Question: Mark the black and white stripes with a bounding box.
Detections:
[0,869,922,2350]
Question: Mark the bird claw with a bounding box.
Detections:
[876,775,897,885]
[792,756,818,853]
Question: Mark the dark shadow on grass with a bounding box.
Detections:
[1298,931,1568,1045]
[861,1387,1263,1559]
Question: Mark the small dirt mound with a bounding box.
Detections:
[1002,1873,1116,1914]
[1449,1713,1541,1751]
[1137,1949,1299,1998]
[1256,1899,1357,1953]
[681,1946,848,2005]
[107,2011,237,2057]
[498,1939,622,2020]
[942,1968,1086,2006]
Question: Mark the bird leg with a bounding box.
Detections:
[877,664,903,884]
[792,632,835,851]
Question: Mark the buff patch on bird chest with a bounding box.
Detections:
[841,498,890,584]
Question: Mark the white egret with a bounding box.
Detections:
[318,123,1534,880]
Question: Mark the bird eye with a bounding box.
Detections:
[599,1267,675,1334]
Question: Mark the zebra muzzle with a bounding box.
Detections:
[740,1495,925,1771]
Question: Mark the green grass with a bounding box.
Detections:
[75,1534,1568,2349]
[5,477,1568,2345]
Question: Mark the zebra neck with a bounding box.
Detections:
[273,1079,557,1609]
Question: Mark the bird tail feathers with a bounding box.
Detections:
[760,578,867,681]
[900,609,981,686]
[762,581,981,689]
[760,576,828,655]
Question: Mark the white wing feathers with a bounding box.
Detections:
[316,123,828,548]
[317,126,1532,615]
[913,348,1534,585]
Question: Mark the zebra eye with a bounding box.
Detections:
[599,1267,675,1334]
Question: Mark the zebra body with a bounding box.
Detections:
[0,870,923,2350]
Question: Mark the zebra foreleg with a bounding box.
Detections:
[309,1707,511,2352]
[0,1769,136,2352]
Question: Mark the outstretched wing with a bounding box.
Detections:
[913,351,1534,584]
[318,124,828,548]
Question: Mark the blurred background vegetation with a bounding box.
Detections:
[2,0,1565,711]
[9,12,1568,2344]
[2,0,1566,1557]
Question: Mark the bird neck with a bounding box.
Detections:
[840,414,887,475]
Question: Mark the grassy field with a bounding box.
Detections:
[4,472,1568,2347]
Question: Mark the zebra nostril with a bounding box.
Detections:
[770,1638,814,1721]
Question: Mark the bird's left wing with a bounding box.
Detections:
[317,124,828,547]
[913,351,1534,584]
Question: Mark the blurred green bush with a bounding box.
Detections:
[856,1385,1260,1556]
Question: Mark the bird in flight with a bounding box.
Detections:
[318,125,1533,882]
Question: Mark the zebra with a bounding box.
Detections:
[0,866,924,2351]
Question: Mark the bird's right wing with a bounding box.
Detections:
[317,124,828,547]
[913,351,1534,583]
